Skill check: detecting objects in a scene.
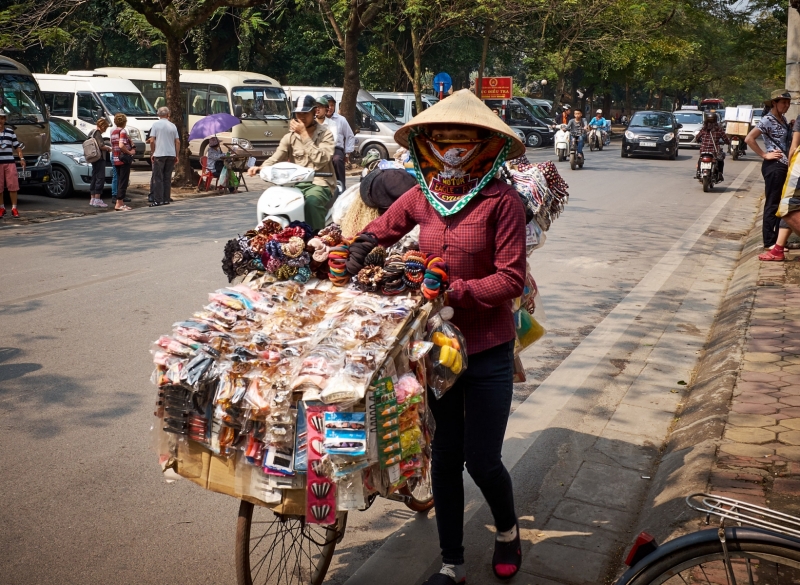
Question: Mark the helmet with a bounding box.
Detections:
[596,109,603,114]
[560,124,567,131]
[703,112,717,123]
[563,104,571,109]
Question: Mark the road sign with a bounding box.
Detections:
[433,72,452,99]
[479,76,513,100]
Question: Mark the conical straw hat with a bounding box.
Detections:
[395,89,526,160]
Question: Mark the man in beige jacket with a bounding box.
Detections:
[248,94,335,229]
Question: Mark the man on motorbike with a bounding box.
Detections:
[248,94,336,230]
[566,109,588,156]
[588,110,607,148]
[695,112,729,181]
[559,104,573,125]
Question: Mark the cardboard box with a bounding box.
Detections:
[726,121,750,136]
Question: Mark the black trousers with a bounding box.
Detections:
[152,156,175,204]
[762,160,788,248]
[428,340,517,565]
[116,162,131,199]
[332,146,346,188]
[89,159,105,195]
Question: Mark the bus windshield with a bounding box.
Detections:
[0,74,46,124]
[232,86,290,120]
[359,100,396,123]
[98,92,157,117]
[50,117,87,144]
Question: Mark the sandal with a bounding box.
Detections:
[759,248,785,261]
[493,528,522,581]
[115,205,132,211]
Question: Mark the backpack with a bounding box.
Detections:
[83,131,102,163]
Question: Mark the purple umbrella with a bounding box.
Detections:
[188,112,241,141]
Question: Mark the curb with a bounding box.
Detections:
[620,201,765,553]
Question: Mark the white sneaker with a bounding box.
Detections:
[89,198,97,206]
[95,199,108,208]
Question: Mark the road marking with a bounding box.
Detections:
[0,269,148,305]
[344,161,757,585]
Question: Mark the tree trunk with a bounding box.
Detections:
[165,34,193,187]
[625,79,631,116]
[603,92,611,115]
[645,88,653,110]
[554,74,566,110]
[411,27,423,113]
[339,28,360,130]
[476,24,493,98]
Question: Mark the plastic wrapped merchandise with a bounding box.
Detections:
[514,272,547,353]
[425,316,468,400]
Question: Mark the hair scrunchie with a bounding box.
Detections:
[318,224,343,247]
[403,250,427,290]
[265,239,285,261]
[346,232,379,275]
[328,244,351,286]
[307,237,329,263]
[421,256,449,300]
[381,253,406,295]
[281,236,305,259]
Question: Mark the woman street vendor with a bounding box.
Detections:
[363,89,528,584]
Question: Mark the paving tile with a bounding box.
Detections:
[520,540,608,585]
[718,443,775,458]
[764,425,791,433]
[724,427,776,444]
[740,372,782,383]
[737,393,778,405]
[783,355,800,365]
[540,518,620,556]
[743,352,782,363]
[551,499,634,534]
[742,362,781,373]
[779,395,800,407]
[564,462,642,510]
[605,403,674,438]
[778,431,800,445]
[731,402,778,415]
[727,413,776,427]
[778,407,800,418]
[775,445,800,459]
[773,478,800,494]
[783,365,800,375]
[770,380,792,389]
[779,418,800,431]
[781,375,800,385]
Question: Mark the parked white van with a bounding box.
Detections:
[284,86,402,161]
[371,92,438,124]
[35,73,153,158]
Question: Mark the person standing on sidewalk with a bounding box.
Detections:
[149,106,180,207]
[0,112,25,218]
[321,94,355,188]
[88,118,112,208]
[761,116,800,261]
[111,113,134,212]
[362,90,527,585]
[745,89,792,249]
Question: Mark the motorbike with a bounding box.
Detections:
[728,134,746,160]
[256,162,339,226]
[569,133,585,170]
[697,151,721,192]
[588,127,605,151]
[554,125,569,162]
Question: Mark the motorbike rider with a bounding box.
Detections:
[248,94,336,230]
[559,104,573,125]
[588,109,607,147]
[695,112,729,181]
[566,109,588,156]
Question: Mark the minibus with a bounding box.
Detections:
[371,92,438,124]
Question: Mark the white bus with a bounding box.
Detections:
[36,73,152,157]
[87,66,291,160]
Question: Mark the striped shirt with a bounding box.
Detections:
[0,127,21,164]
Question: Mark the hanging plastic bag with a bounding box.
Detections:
[514,270,547,353]
[425,313,468,400]
[219,166,229,187]
[228,170,240,190]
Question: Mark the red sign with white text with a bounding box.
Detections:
[479,76,513,100]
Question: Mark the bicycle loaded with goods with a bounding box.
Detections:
[616,493,800,585]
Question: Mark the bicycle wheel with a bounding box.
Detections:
[235,500,347,585]
[622,531,800,585]
[402,473,434,513]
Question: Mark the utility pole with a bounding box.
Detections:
[788,2,800,119]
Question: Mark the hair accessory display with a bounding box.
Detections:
[346,232,379,275]
[307,238,329,263]
[364,245,387,268]
[402,250,427,290]
[328,244,351,286]
[318,224,343,247]
[381,253,407,295]
[421,256,448,300]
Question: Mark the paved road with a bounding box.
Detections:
[0,145,761,584]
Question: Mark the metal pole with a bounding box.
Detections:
[787,6,800,119]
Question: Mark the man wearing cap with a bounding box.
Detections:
[362,89,527,585]
[588,109,607,147]
[320,94,355,187]
[0,111,25,218]
[746,89,793,250]
[247,94,335,230]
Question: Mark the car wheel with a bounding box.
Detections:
[621,148,628,158]
[363,143,389,161]
[526,133,541,148]
[45,165,72,199]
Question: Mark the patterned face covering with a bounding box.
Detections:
[409,129,510,217]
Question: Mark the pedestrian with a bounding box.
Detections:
[0,111,25,218]
[149,106,180,207]
[111,113,135,211]
[745,89,793,249]
[361,89,527,585]
[321,94,355,188]
[88,118,112,208]
[206,136,224,178]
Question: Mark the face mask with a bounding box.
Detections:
[409,129,510,217]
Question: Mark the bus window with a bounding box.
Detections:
[77,92,103,122]
[231,86,289,119]
[209,85,229,115]
[135,81,166,111]
[0,74,46,124]
[43,92,73,117]
[189,86,209,116]
[380,98,404,118]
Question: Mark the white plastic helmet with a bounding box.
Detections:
[596,109,603,114]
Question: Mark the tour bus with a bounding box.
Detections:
[370,92,438,124]
[36,74,150,158]
[284,86,402,161]
[0,56,51,188]
[91,66,291,161]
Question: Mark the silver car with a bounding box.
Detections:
[673,110,705,148]
[46,116,112,198]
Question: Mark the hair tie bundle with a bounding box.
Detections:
[294,266,312,284]
[381,253,406,295]
[318,224,343,247]
[346,232,379,275]
[364,245,386,267]
[356,266,385,292]
[421,257,448,300]
[265,239,285,261]
[265,257,284,273]
[281,236,305,259]
[328,244,351,286]
[274,226,307,243]
[274,264,298,280]
[286,251,310,268]
[287,220,314,240]
[402,250,427,290]
[307,238,329,263]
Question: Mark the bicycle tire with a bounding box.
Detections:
[619,528,800,585]
[235,500,346,585]
[401,474,434,513]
